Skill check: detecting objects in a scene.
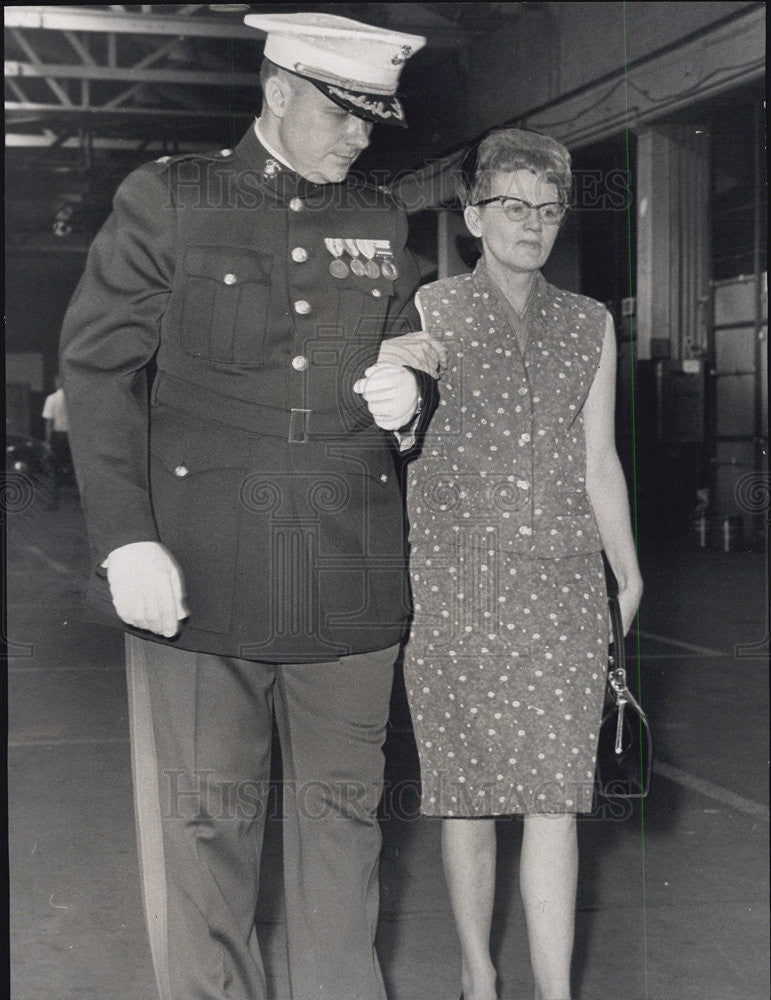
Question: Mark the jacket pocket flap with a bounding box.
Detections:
[326,443,396,485]
[150,407,252,474]
[182,245,273,284]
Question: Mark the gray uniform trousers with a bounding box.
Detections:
[126,634,398,1000]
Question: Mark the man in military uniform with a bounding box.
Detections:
[60,13,435,1000]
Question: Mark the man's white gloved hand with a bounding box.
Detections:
[103,540,189,638]
[353,363,420,431]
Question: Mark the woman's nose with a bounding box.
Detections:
[524,207,543,230]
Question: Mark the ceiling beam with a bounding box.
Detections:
[6,132,205,151]
[4,5,468,47]
[5,6,260,39]
[5,61,261,87]
[5,101,253,121]
[62,30,98,66]
[101,35,196,110]
[9,28,73,106]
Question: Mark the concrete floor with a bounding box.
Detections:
[7,489,770,1000]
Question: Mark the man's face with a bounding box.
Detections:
[277,77,373,183]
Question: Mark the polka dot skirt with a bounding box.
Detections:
[405,551,607,816]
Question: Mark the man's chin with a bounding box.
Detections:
[327,165,354,183]
[303,166,350,185]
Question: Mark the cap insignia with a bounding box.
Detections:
[391,45,413,66]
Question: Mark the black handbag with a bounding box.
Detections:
[595,596,653,798]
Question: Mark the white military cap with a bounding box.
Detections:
[244,11,426,126]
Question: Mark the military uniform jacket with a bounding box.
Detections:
[411,264,607,558]
[60,125,431,661]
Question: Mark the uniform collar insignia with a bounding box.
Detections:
[263,158,282,179]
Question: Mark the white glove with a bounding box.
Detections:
[353,363,420,431]
[104,540,189,638]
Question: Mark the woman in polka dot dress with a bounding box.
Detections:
[403,129,643,1000]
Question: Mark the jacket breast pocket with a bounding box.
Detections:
[333,279,397,404]
[179,245,273,365]
[335,275,395,343]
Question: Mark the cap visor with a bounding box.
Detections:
[304,76,408,127]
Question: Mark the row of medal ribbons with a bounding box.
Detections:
[324,238,398,280]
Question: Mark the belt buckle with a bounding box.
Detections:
[289,408,311,444]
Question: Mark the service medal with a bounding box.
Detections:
[324,238,349,278]
[380,259,398,280]
[344,239,366,276]
[357,240,380,278]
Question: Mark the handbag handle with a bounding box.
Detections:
[608,595,644,714]
[608,595,624,666]
[607,596,627,753]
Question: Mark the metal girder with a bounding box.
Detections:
[4,4,468,128]
[5,102,251,120]
[9,27,73,105]
[4,8,261,144]
[6,132,204,151]
[3,4,461,141]
[5,61,261,88]
[4,2,469,218]
[4,5,469,45]
[4,6,259,39]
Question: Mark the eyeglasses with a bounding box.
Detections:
[472,195,567,225]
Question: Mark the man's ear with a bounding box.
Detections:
[263,73,292,118]
[464,204,483,239]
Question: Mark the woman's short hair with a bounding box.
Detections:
[458,128,572,208]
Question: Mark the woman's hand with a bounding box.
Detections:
[616,577,644,636]
[376,330,448,377]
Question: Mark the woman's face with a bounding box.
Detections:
[464,169,563,275]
